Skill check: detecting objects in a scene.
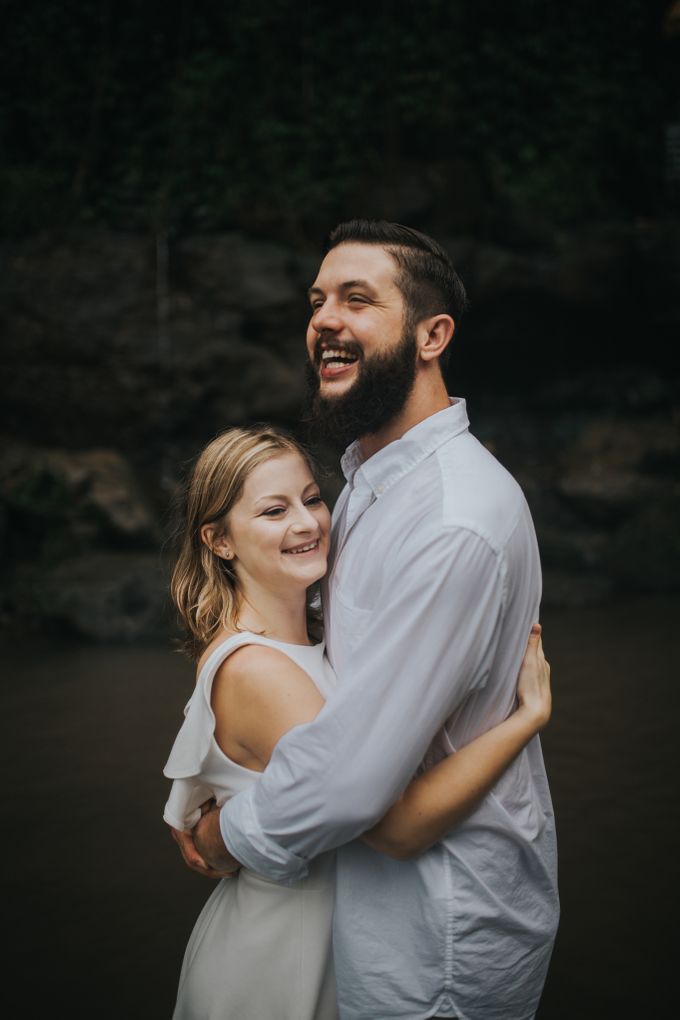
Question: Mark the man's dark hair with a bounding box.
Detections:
[325,220,468,348]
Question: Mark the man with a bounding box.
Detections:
[175,220,559,1019]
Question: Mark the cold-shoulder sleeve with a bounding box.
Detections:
[163,776,215,831]
[162,681,218,829]
[161,634,246,830]
[163,687,214,780]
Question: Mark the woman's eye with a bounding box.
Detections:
[262,507,286,517]
[305,496,324,507]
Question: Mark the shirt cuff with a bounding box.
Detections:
[219,789,310,885]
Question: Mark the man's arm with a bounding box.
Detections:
[203,528,507,880]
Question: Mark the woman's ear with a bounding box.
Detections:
[200,523,234,561]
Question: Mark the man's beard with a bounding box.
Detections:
[303,327,418,452]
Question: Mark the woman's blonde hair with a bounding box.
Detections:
[170,424,321,660]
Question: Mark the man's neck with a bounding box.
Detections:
[358,371,451,461]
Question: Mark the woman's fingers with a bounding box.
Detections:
[529,625,550,677]
[536,636,550,676]
[517,623,552,728]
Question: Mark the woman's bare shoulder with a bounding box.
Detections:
[215,642,311,692]
[197,627,315,689]
[210,644,323,757]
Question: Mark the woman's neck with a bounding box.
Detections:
[236,582,311,645]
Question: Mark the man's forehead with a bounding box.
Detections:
[312,242,399,289]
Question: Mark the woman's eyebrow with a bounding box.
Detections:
[253,481,318,506]
[252,493,289,505]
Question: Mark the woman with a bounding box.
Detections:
[163,424,551,1020]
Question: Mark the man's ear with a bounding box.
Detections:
[418,314,455,363]
[200,523,234,561]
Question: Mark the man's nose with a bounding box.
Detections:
[310,300,342,335]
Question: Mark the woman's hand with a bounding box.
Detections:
[516,624,552,731]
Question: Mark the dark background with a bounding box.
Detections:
[2,2,679,1017]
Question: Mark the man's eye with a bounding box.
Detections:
[348,294,368,304]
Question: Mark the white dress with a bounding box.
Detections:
[163,632,338,1020]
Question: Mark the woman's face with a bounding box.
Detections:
[222,451,331,596]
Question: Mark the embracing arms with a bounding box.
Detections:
[187,622,550,867]
[184,524,544,878]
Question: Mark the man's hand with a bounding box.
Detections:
[193,801,243,874]
[170,799,241,880]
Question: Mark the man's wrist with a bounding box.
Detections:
[194,806,241,872]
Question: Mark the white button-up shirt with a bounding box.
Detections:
[221,399,559,1020]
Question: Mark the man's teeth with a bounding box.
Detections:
[284,541,318,554]
[321,349,358,363]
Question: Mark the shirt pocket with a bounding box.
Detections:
[330,587,373,665]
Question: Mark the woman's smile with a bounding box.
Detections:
[283,539,322,555]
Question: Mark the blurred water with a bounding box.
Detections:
[2,594,678,1019]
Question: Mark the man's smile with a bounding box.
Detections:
[320,356,358,380]
[315,339,362,381]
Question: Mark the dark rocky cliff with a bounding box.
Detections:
[2,222,678,640]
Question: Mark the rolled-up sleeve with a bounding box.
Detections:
[220,526,505,883]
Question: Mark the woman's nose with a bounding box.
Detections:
[291,504,319,532]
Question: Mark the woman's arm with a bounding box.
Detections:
[362,625,551,859]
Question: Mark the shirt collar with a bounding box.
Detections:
[340,398,470,496]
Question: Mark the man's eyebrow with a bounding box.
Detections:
[307,279,377,299]
[341,279,377,293]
